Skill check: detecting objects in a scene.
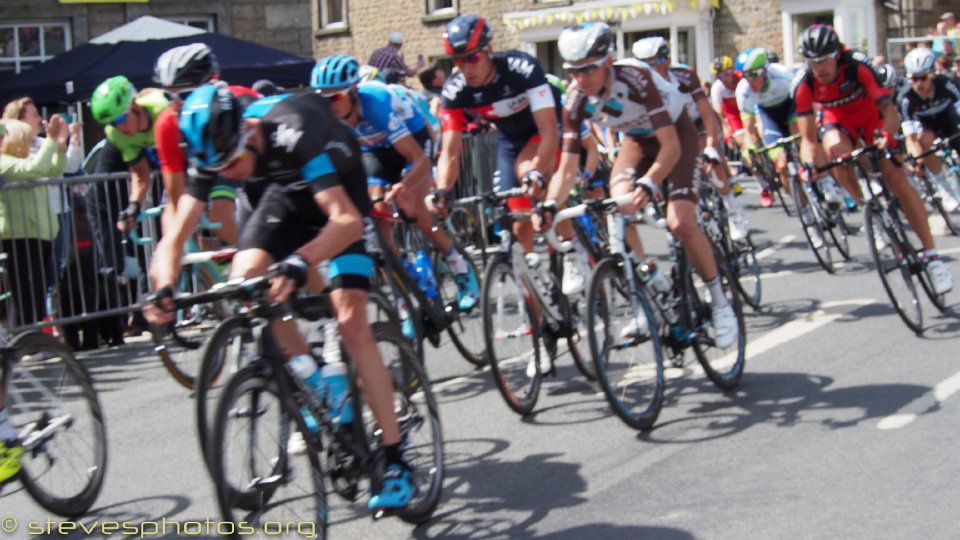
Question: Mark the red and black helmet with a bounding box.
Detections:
[442,14,493,56]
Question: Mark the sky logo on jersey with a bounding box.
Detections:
[507,57,535,78]
[273,123,303,153]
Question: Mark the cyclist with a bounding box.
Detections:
[736,47,844,218]
[429,15,591,295]
[710,56,749,159]
[143,85,415,513]
[547,22,740,348]
[899,47,960,211]
[0,401,21,486]
[792,24,953,294]
[152,42,252,245]
[90,75,170,232]
[311,55,479,311]
[633,36,750,242]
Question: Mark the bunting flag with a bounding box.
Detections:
[504,0,719,30]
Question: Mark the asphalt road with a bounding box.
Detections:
[5,183,960,540]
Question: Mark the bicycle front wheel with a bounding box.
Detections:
[435,244,486,367]
[586,257,664,431]
[211,364,327,537]
[864,204,924,333]
[7,331,107,517]
[730,236,762,311]
[689,251,747,390]
[826,207,853,261]
[791,176,834,273]
[481,254,542,415]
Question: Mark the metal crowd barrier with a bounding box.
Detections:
[0,172,160,337]
[0,131,501,339]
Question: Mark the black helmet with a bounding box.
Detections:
[153,43,219,90]
[799,24,841,59]
[443,14,493,56]
[764,48,780,64]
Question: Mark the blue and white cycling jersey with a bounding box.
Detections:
[735,63,796,115]
[353,80,427,151]
[389,84,440,136]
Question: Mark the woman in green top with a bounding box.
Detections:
[0,116,68,327]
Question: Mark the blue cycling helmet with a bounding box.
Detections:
[179,84,244,169]
[734,48,754,72]
[311,55,360,91]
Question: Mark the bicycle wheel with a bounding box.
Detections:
[370,322,443,524]
[212,364,327,536]
[481,254,542,415]
[374,265,425,364]
[195,316,256,471]
[154,269,230,390]
[731,236,763,310]
[586,257,664,430]
[6,331,107,517]
[688,251,747,390]
[556,250,594,381]
[447,206,487,268]
[923,175,960,236]
[864,204,924,333]
[826,207,853,261]
[435,244,486,367]
[791,176,834,273]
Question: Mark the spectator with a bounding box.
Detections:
[942,12,960,35]
[417,62,447,124]
[935,54,955,77]
[368,32,424,79]
[3,97,83,280]
[0,117,68,327]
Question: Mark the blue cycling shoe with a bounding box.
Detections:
[368,463,416,514]
[454,271,480,311]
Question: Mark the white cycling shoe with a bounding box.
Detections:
[711,303,739,349]
[926,258,954,295]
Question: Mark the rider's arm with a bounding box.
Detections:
[530,107,559,176]
[436,106,466,192]
[127,156,153,206]
[149,194,206,290]
[297,185,364,264]
[393,134,431,193]
[696,98,721,150]
[645,123,681,186]
[546,88,587,206]
[791,69,826,167]
[742,114,761,148]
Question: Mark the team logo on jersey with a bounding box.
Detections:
[473,91,484,102]
[442,77,466,101]
[507,57,535,78]
[273,123,303,153]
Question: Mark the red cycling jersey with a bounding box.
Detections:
[791,52,891,144]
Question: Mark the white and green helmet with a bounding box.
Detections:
[739,48,768,72]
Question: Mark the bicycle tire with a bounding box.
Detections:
[925,175,960,236]
[555,249,593,381]
[481,253,542,415]
[447,206,487,269]
[689,250,747,390]
[435,243,486,367]
[864,203,924,333]
[195,316,255,472]
[212,363,327,531]
[8,331,107,517]
[369,322,444,524]
[731,236,763,311]
[586,257,664,430]
[373,264,426,364]
[827,207,853,261]
[791,175,834,273]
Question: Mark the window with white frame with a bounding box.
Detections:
[319,0,347,29]
[426,0,455,16]
[0,21,70,75]
[162,15,216,33]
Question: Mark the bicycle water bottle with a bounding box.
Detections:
[638,259,678,324]
[414,249,439,300]
[321,362,353,425]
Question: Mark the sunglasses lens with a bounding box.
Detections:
[111,111,129,126]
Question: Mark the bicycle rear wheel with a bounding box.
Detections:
[730,236,762,311]
[864,203,924,333]
[481,254,542,415]
[7,331,107,517]
[916,173,960,236]
[792,176,834,273]
[826,207,852,261]
[586,257,664,431]
[370,322,443,524]
[447,206,487,268]
[689,251,747,390]
[212,364,327,536]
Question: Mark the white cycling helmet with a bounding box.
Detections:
[557,23,614,65]
[876,63,898,88]
[153,43,219,90]
[904,47,935,76]
[632,36,669,61]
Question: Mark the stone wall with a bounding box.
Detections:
[713,0,784,59]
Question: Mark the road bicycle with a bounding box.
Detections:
[161,276,442,536]
[750,134,799,215]
[0,330,107,516]
[904,131,960,236]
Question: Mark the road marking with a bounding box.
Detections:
[756,235,797,260]
[877,369,960,430]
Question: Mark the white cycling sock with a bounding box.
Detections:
[705,276,729,309]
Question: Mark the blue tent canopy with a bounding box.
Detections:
[0,32,314,106]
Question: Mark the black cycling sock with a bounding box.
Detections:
[384,442,404,467]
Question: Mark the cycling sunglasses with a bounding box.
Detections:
[452,50,485,67]
[806,51,839,65]
[319,87,352,102]
[910,74,931,82]
[743,69,764,80]
[111,110,130,127]
[564,56,607,75]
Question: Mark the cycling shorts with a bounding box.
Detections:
[757,102,797,147]
[494,132,561,211]
[364,129,432,188]
[821,105,883,146]
[630,111,699,204]
[238,184,371,290]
